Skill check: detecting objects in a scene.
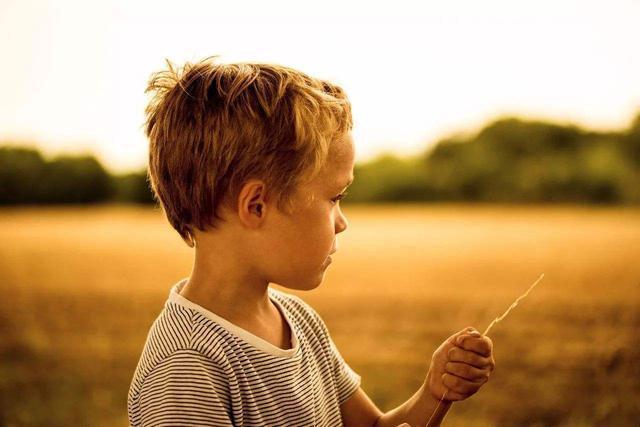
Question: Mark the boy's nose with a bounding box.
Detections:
[335,213,348,234]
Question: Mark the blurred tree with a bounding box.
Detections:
[38,155,115,203]
[623,112,640,165]
[476,118,586,155]
[348,154,431,203]
[0,146,46,204]
[112,170,155,204]
[0,147,114,204]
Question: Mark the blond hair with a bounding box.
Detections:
[144,55,353,245]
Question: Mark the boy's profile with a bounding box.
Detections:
[127,55,495,427]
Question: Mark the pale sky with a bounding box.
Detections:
[1,0,639,173]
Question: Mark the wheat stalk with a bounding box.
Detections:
[425,273,545,427]
[483,273,545,335]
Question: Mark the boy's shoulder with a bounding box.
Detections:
[269,287,324,322]
[135,284,329,371]
[268,286,307,309]
[268,287,332,337]
[142,283,323,356]
[130,297,226,378]
[128,282,340,405]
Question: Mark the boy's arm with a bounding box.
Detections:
[340,378,451,427]
[340,327,494,427]
[135,350,235,427]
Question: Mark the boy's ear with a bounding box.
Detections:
[237,180,267,228]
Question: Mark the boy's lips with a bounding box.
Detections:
[325,251,336,265]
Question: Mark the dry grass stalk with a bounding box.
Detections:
[483,273,545,335]
[425,273,545,427]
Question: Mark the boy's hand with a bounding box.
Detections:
[424,327,495,402]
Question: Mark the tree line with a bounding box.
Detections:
[1,112,639,205]
[0,148,152,205]
[348,113,640,204]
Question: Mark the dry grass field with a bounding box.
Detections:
[0,204,638,426]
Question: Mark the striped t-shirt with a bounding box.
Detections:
[127,278,361,426]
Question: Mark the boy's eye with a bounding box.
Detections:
[331,192,348,204]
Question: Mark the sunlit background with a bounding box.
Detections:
[1,0,639,426]
[2,0,640,172]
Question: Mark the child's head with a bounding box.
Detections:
[144,56,355,289]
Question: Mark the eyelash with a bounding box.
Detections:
[331,191,348,204]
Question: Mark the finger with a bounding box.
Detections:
[448,346,492,369]
[460,326,480,335]
[448,327,480,344]
[442,372,482,396]
[445,361,491,382]
[455,335,493,357]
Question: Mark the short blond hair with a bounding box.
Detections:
[144,55,353,245]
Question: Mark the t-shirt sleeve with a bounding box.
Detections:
[293,295,362,405]
[326,329,362,405]
[134,350,234,427]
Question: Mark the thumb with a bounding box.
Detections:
[396,424,411,427]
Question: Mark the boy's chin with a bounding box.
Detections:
[270,258,334,291]
[275,273,325,292]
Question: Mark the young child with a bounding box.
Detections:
[127,56,495,427]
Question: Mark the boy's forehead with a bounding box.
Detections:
[321,151,354,188]
[326,133,355,185]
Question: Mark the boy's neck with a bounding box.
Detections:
[179,250,275,323]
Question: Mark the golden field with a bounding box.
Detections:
[0,204,638,426]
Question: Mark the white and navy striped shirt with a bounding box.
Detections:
[127,278,361,426]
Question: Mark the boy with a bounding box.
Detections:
[127,56,495,427]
